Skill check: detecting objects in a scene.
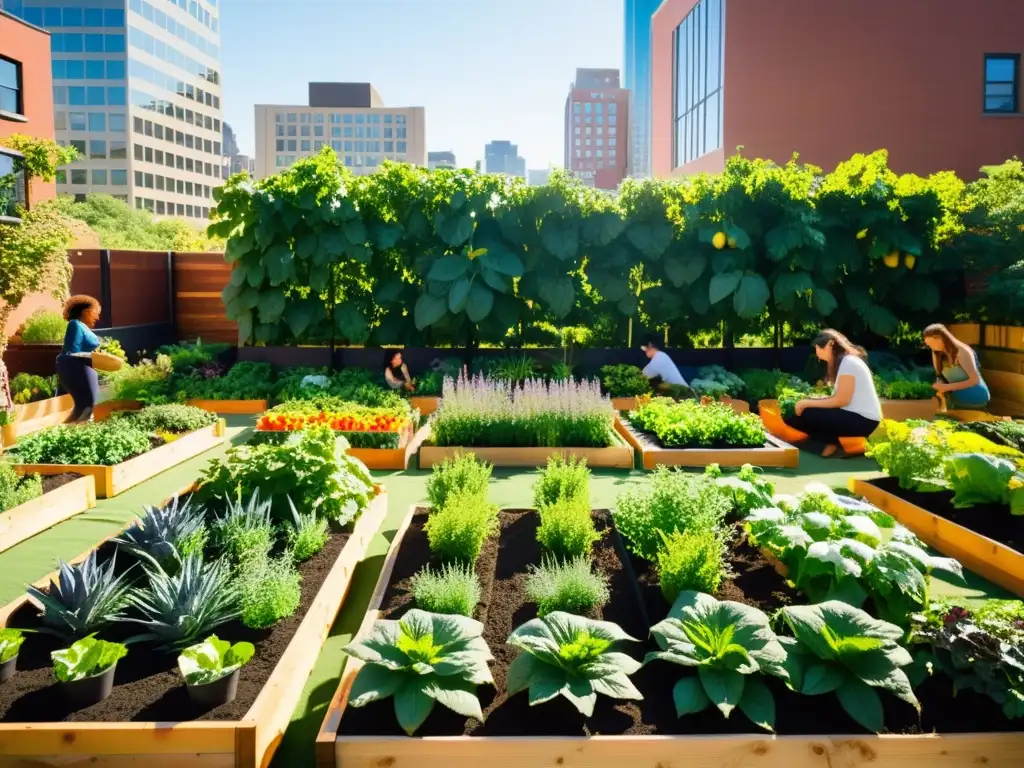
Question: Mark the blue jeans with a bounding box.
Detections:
[948,383,990,409]
[56,354,99,420]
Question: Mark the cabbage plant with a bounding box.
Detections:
[343,609,493,735]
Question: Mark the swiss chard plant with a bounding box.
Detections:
[52,635,128,682]
[178,634,255,686]
[645,591,788,731]
[705,462,775,519]
[779,602,920,732]
[343,609,493,735]
[0,628,25,663]
[506,612,642,716]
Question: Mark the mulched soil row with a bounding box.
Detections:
[870,476,1024,553]
[0,529,352,723]
[339,508,1020,737]
[40,473,81,494]
[620,418,770,452]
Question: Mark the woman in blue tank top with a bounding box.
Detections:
[56,295,103,423]
[923,323,990,410]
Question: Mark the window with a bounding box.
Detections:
[92,169,108,185]
[108,87,127,105]
[985,55,1019,113]
[90,140,106,159]
[111,141,127,159]
[156,200,166,215]
[301,139,311,151]
[88,112,106,131]
[86,60,105,80]
[86,86,105,105]
[344,126,353,137]
[70,111,88,130]
[71,169,88,185]
[672,0,724,167]
[55,111,68,130]
[108,60,126,79]
[397,141,407,153]
[70,139,86,156]
[134,143,144,160]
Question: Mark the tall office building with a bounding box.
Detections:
[624,0,661,178]
[254,82,426,179]
[564,68,628,190]
[428,150,456,170]
[484,140,525,177]
[5,0,224,220]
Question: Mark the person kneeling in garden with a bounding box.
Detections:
[640,334,690,395]
[384,351,415,392]
[784,329,882,458]
[923,323,990,411]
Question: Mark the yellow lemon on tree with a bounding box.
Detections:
[727,237,737,249]
[712,231,727,250]
[856,229,868,240]
[883,252,900,269]
[904,254,916,270]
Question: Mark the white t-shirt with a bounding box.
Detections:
[835,355,882,421]
[642,351,687,386]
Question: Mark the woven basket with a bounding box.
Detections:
[91,351,124,372]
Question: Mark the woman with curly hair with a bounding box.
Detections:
[57,295,102,422]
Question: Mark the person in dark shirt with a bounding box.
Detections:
[57,295,102,423]
[384,351,415,391]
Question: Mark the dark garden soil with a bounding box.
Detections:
[870,476,1024,553]
[622,419,768,452]
[0,529,352,723]
[338,508,1023,738]
[40,473,81,494]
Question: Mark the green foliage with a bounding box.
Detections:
[957,420,1024,452]
[178,635,255,686]
[52,635,127,682]
[738,369,801,403]
[614,468,731,560]
[690,365,746,398]
[195,426,375,525]
[705,463,776,519]
[155,339,231,371]
[18,309,66,343]
[344,610,494,735]
[533,453,590,508]
[506,612,642,715]
[411,563,481,617]
[123,553,238,649]
[0,459,42,514]
[114,495,206,570]
[486,354,538,383]
[779,602,919,732]
[286,498,330,562]
[525,556,609,616]
[0,628,25,663]
[630,398,766,449]
[9,372,57,404]
[535,496,601,560]
[237,553,302,629]
[425,452,492,509]
[108,355,174,403]
[212,492,276,565]
[645,592,788,730]
[98,336,126,361]
[424,488,499,564]
[2,134,79,182]
[115,404,217,433]
[945,453,1024,512]
[600,364,650,398]
[28,552,133,641]
[11,419,153,465]
[172,361,275,401]
[657,529,726,603]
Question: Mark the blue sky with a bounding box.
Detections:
[220,0,623,170]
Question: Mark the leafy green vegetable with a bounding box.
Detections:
[506,612,642,716]
[600,364,650,398]
[945,453,1024,511]
[0,628,25,663]
[344,610,494,735]
[629,398,766,449]
[178,634,255,685]
[645,591,788,730]
[112,404,217,433]
[779,602,919,732]
[11,419,154,466]
[705,462,775,519]
[0,458,42,514]
[52,635,127,682]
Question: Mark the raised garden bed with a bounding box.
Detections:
[418,427,633,469]
[0,474,96,555]
[880,398,940,422]
[1,394,75,447]
[186,398,269,415]
[349,423,431,470]
[316,504,1024,768]
[410,396,440,416]
[615,416,799,470]
[0,486,389,768]
[612,396,751,414]
[13,419,227,498]
[852,477,1024,597]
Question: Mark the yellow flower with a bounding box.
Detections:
[1010,476,1024,491]
[468,247,488,260]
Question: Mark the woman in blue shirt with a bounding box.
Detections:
[57,295,103,423]
[923,323,990,410]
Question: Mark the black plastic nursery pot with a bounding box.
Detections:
[186,668,240,709]
[57,664,116,708]
[0,656,16,683]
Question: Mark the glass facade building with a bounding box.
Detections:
[4,0,223,219]
[671,0,724,168]
[623,0,662,178]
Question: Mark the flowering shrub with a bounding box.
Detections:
[430,372,614,448]
[629,397,766,448]
[256,399,412,449]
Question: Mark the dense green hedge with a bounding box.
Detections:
[207,150,1024,348]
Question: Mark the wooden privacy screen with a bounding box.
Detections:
[173,251,236,343]
[110,250,171,327]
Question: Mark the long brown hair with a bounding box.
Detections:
[814,329,867,384]
[923,323,960,370]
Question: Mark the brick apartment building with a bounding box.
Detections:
[651,0,1024,179]
[564,68,629,190]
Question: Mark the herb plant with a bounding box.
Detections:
[426,452,492,509]
[344,610,494,735]
[0,628,25,663]
[533,453,589,508]
[629,398,766,449]
[779,602,919,732]
[52,635,128,682]
[411,563,481,617]
[645,591,788,731]
[19,309,65,343]
[286,498,330,562]
[656,528,726,603]
[212,491,276,565]
[506,612,642,716]
[424,489,500,564]
[114,404,217,434]
[28,552,133,640]
[9,372,57,404]
[178,635,255,686]
[109,355,174,403]
[536,496,601,559]
[599,364,650,398]
[237,554,302,629]
[0,459,42,513]
[12,420,153,465]
[526,556,609,616]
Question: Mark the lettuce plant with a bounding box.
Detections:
[0,628,25,663]
[344,610,493,735]
[506,612,642,716]
[178,635,255,685]
[944,453,1024,514]
[705,463,775,518]
[645,592,788,731]
[779,602,919,732]
[52,635,127,682]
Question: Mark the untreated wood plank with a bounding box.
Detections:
[880,399,940,422]
[186,399,268,415]
[0,476,96,554]
[0,754,234,767]
[418,439,633,469]
[409,396,439,416]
